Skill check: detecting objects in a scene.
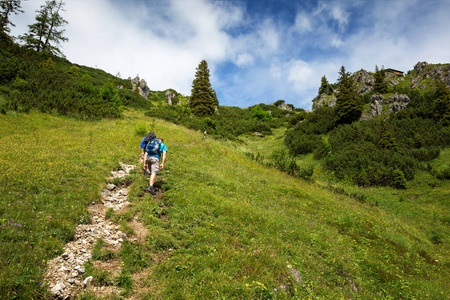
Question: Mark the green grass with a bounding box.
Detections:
[0,110,448,299]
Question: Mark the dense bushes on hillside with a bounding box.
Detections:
[118,89,152,110]
[285,107,335,155]
[0,34,146,119]
[286,78,450,188]
[324,104,450,187]
[146,105,277,140]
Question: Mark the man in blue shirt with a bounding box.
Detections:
[140,132,156,175]
[144,137,168,195]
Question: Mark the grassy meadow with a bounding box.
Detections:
[0,110,448,299]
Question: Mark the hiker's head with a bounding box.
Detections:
[158,137,164,143]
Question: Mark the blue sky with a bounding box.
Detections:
[10,0,450,109]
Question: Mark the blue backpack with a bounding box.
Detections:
[145,138,161,155]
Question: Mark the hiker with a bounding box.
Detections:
[144,137,167,195]
[140,132,156,174]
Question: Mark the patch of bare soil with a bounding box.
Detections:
[128,212,148,244]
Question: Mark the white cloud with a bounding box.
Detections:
[330,34,344,48]
[235,52,255,67]
[287,60,316,92]
[257,19,279,54]
[293,11,312,33]
[8,0,450,111]
[329,5,349,32]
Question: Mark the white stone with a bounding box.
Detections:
[51,283,65,294]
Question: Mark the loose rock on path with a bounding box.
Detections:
[44,163,138,299]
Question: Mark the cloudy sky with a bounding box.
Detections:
[9,0,450,109]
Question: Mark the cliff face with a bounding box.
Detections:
[312,62,450,119]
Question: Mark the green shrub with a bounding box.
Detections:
[325,142,418,187]
[435,164,450,179]
[313,141,331,160]
[391,169,407,189]
[286,133,324,155]
[146,105,273,140]
[270,149,314,179]
[251,105,272,121]
[118,88,150,109]
[134,123,147,136]
[409,147,440,161]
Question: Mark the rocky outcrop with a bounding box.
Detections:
[410,61,450,88]
[353,69,374,94]
[129,76,150,98]
[277,103,293,111]
[312,94,336,109]
[361,93,410,120]
[312,62,449,117]
[385,71,405,86]
[271,100,294,111]
[165,90,176,105]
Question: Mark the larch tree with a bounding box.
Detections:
[0,0,24,35]
[19,0,68,56]
[334,66,363,125]
[190,60,218,117]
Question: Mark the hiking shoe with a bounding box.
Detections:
[147,186,156,195]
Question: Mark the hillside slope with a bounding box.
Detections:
[1,110,447,299]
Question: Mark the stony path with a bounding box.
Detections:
[44,163,143,299]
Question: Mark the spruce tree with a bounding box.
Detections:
[19,0,68,56]
[334,66,363,125]
[377,119,398,151]
[318,75,332,96]
[0,0,24,35]
[190,60,217,117]
[434,80,450,125]
[374,65,389,94]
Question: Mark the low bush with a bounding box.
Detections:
[118,89,151,109]
[409,147,441,161]
[434,164,450,179]
[146,105,274,140]
[325,142,418,187]
[285,133,324,155]
[270,149,314,180]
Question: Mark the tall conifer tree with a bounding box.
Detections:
[374,65,389,94]
[318,75,332,96]
[190,60,217,117]
[0,0,24,35]
[19,0,68,56]
[434,80,450,124]
[334,66,362,125]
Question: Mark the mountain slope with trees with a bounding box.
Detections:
[285,63,450,188]
[0,4,448,298]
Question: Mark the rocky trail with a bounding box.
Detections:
[44,163,154,299]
